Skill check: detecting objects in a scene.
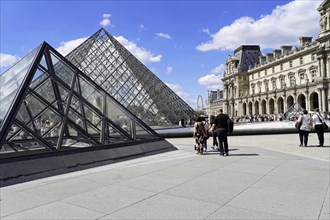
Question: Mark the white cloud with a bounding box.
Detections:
[210,64,225,74]
[115,36,162,63]
[165,66,173,74]
[197,0,320,51]
[55,34,161,64]
[57,37,88,56]
[156,33,172,39]
[166,83,196,108]
[202,28,210,35]
[0,53,20,68]
[100,13,111,27]
[103,14,111,18]
[197,64,225,90]
[198,74,222,90]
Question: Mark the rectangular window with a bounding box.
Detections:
[272,67,275,73]
[311,54,315,61]
[280,78,286,88]
[280,64,283,71]
[265,69,267,75]
[311,69,317,77]
[289,60,293,68]
[299,57,303,65]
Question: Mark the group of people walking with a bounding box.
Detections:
[296,108,327,147]
[193,107,328,157]
[193,108,230,156]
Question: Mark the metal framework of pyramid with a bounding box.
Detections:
[282,103,304,120]
[66,28,195,127]
[0,42,175,166]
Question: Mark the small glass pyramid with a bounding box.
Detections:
[0,42,162,157]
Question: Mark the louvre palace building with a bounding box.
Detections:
[206,0,330,118]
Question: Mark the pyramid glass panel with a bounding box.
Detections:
[0,42,162,158]
[0,45,41,126]
[66,28,195,127]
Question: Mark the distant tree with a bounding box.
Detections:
[195,110,205,116]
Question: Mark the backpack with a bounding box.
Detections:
[228,119,234,133]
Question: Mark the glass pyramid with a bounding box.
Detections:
[0,45,42,128]
[282,103,304,120]
[0,42,162,158]
[66,28,195,127]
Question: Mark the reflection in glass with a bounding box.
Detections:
[0,45,41,124]
[66,29,195,127]
[1,42,160,158]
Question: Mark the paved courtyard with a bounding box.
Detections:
[0,132,329,219]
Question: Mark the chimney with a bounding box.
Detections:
[281,46,292,55]
[299,37,313,47]
[217,89,221,99]
[266,53,274,62]
[259,56,266,64]
[273,49,281,58]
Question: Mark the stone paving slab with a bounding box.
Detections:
[1,133,329,220]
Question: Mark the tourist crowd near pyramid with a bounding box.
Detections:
[0,28,194,160]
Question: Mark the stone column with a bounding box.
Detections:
[238,100,242,116]
[322,88,326,112]
[322,56,327,78]
[231,102,235,116]
[225,102,229,114]
[327,56,330,78]
[318,56,325,78]
[305,91,310,111]
[318,88,322,111]
[225,85,229,100]
[231,85,235,98]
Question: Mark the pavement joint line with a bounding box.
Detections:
[222,204,294,219]
[317,183,330,220]
[204,161,285,219]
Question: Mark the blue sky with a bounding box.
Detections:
[0,0,322,109]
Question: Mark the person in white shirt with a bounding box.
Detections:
[312,108,324,147]
[297,110,313,147]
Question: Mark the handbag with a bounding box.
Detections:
[322,122,328,130]
[316,114,328,131]
[295,120,302,130]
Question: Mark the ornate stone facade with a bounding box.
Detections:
[212,0,330,117]
[205,90,223,116]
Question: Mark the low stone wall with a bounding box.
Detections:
[0,138,177,187]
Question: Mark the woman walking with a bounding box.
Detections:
[193,116,207,154]
[297,110,313,147]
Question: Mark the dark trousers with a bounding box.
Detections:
[315,125,324,146]
[299,130,309,146]
[212,131,218,147]
[217,129,228,154]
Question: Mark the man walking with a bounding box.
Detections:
[312,108,325,147]
[210,108,230,156]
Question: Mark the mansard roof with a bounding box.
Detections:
[233,45,262,72]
